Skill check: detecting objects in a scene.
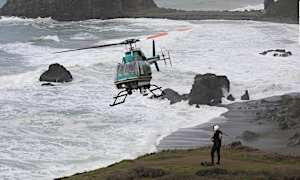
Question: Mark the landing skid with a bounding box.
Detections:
[109,90,128,107]
[149,84,164,98]
[109,84,164,107]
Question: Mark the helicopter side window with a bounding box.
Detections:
[117,64,125,75]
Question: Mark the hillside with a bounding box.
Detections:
[0,0,158,21]
[57,145,300,180]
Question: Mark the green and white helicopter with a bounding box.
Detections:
[57,36,171,106]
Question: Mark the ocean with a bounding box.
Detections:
[0,3,300,180]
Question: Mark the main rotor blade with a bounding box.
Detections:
[55,42,122,54]
[146,32,168,40]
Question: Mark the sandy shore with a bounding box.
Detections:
[158,93,300,156]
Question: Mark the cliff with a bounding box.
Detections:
[264,0,299,21]
[0,0,298,23]
[0,0,158,21]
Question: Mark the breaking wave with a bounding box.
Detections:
[231,4,264,11]
[0,16,55,24]
[70,33,98,40]
[32,35,61,42]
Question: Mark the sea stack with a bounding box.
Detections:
[188,73,230,106]
[0,0,158,21]
[40,63,73,83]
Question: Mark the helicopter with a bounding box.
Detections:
[56,37,172,106]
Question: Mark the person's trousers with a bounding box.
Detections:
[211,143,221,164]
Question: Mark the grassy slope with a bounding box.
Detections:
[57,146,300,180]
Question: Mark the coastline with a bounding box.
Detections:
[0,6,298,24]
[158,93,300,156]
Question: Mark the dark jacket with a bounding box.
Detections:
[212,130,222,145]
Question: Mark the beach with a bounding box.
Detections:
[159,93,300,156]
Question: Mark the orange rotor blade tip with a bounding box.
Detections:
[147,32,168,39]
[176,28,192,32]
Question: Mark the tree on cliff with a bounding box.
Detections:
[0,0,158,21]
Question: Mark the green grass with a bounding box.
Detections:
[56,146,300,180]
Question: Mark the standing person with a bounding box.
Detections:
[211,125,222,165]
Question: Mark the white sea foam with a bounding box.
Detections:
[231,4,264,11]
[33,35,61,42]
[0,16,55,24]
[70,33,97,40]
[0,19,300,180]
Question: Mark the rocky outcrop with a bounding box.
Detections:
[241,90,250,101]
[188,74,230,106]
[161,88,184,105]
[159,74,231,106]
[264,0,298,21]
[259,49,292,57]
[0,0,158,21]
[227,94,235,101]
[256,94,300,130]
[40,63,73,83]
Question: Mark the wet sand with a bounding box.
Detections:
[158,93,300,156]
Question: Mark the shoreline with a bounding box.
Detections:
[158,93,300,156]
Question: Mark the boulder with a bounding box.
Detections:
[161,88,184,105]
[40,63,73,83]
[227,94,235,101]
[0,0,158,21]
[41,82,55,86]
[241,90,250,100]
[188,74,230,106]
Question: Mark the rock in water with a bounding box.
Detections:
[227,94,235,101]
[0,0,158,21]
[188,74,230,106]
[41,82,55,86]
[259,49,292,57]
[40,63,73,83]
[161,88,184,105]
[241,90,250,100]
